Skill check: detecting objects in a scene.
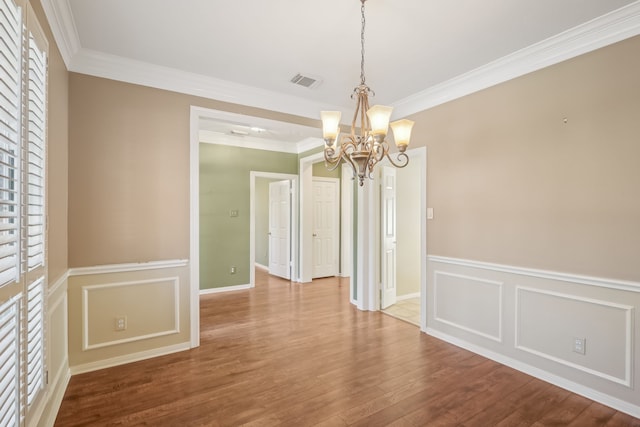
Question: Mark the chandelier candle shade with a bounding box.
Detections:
[321,0,414,186]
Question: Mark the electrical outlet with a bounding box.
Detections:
[115,316,127,331]
[573,337,586,355]
[230,266,236,274]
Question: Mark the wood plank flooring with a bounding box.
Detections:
[55,270,640,426]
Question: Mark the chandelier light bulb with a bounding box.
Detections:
[390,119,414,152]
[366,105,393,137]
[320,111,342,142]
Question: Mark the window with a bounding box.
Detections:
[0,0,48,424]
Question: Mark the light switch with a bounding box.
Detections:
[427,208,434,219]
[229,209,239,217]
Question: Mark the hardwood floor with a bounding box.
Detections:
[55,271,639,426]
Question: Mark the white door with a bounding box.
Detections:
[268,180,291,279]
[381,167,397,309]
[312,178,339,278]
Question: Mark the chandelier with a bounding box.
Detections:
[320,0,414,186]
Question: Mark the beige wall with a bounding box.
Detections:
[68,73,318,267]
[396,159,421,297]
[409,35,640,282]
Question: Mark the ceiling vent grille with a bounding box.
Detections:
[290,73,322,89]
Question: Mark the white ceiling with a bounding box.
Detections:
[42,0,640,147]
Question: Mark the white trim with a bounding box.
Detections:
[82,277,180,351]
[190,106,201,349]
[299,151,324,283]
[70,342,191,375]
[515,286,633,387]
[396,292,420,302]
[39,0,79,67]
[68,259,188,276]
[38,366,70,427]
[254,263,268,271]
[200,132,324,156]
[48,270,69,297]
[433,271,503,343]
[199,284,251,295]
[296,137,324,154]
[68,48,344,121]
[426,327,640,419]
[340,163,353,281]
[250,171,298,287]
[200,130,298,154]
[428,255,640,293]
[41,2,640,120]
[391,2,640,118]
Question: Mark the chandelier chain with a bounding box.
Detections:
[360,0,366,85]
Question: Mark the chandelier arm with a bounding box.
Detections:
[324,147,341,165]
[384,151,410,169]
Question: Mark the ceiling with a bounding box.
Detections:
[42,0,640,149]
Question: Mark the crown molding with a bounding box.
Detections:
[41,0,640,120]
[40,0,80,68]
[391,1,640,118]
[68,48,345,121]
[199,131,323,154]
[296,137,324,154]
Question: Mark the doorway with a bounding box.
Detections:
[250,171,298,287]
[311,177,340,278]
[379,147,425,327]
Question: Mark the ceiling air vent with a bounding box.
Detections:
[290,73,322,89]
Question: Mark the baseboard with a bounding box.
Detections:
[70,342,191,375]
[199,284,251,295]
[396,292,420,301]
[425,327,640,418]
[254,263,268,271]
[38,366,71,427]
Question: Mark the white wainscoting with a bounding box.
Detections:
[37,272,71,427]
[516,286,633,387]
[67,259,190,374]
[82,277,180,351]
[427,255,640,418]
[433,271,503,342]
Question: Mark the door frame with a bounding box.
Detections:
[251,171,298,287]
[311,177,340,279]
[299,152,323,283]
[372,146,427,328]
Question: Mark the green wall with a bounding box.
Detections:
[312,160,342,179]
[199,144,298,289]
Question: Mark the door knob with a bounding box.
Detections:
[313,233,317,237]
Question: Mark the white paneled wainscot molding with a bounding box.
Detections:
[434,271,503,342]
[427,256,640,418]
[68,260,190,375]
[82,277,180,351]
[38,272,71,427]
[515,287,633,387]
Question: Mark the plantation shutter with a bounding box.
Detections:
[24,5,46,414]
[0,297,20,427]
[0,0,48,424]
[0,0,22,289]
[26,28,45,273]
